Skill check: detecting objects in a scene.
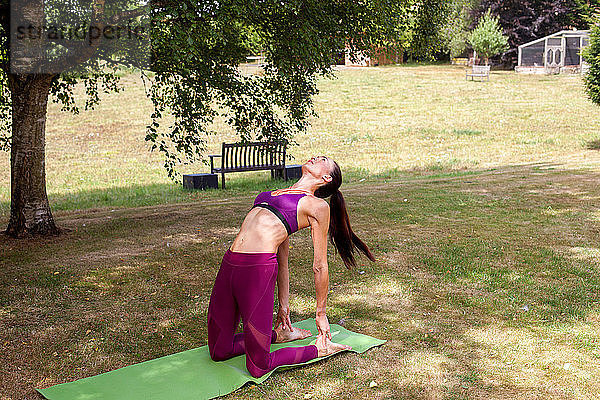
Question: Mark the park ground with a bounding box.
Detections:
[1,65,600,399]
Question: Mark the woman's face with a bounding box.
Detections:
[302,155,335,182]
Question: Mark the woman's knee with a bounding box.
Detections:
[209,345,231,362]
[246,356,270,378]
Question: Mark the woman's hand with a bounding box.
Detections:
[275,305,293,331]
[315,332,352,357]
[315,314,331,340]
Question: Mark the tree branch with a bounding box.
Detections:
[45,0,108,72]
[108,4,153,25]
[45,1,157,73]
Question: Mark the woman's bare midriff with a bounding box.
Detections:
[229,208,289,253]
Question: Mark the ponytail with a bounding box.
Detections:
[329,190,376,269]
[314,160,375,269]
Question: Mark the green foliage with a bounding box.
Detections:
[142,0,420,180]
[467,9,508,64]
[448,31,470,59]
[583,19,600,106]
[573,0,600,26]
[352,1,417,61]
[239,24,263,56]
[0,20,9,152]
[442,0,478,58]
[408,0,452,60]
[0,0,445,181]
[472,0,580,66]
[49,63,124,114]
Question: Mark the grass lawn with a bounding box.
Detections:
[1,65,600,399]
[1,64,600,214]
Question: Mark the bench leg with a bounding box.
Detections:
[221,173,226,189]
[271,168,284,180]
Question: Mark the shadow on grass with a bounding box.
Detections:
[0,165,486,220]
[0,171,289,218]
[1,163,600,399]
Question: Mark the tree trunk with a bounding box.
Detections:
[4,74,61,237]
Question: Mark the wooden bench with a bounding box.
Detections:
[466,65,490,81]
[209,141,287,189]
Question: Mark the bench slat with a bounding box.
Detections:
[214,141,287,174]
[466,65,490,81]
[232,146,236,169]
[225,145,231,170]
[268,145,272,166]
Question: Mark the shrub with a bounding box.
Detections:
[468,9,509,65]
[583,18,600,106]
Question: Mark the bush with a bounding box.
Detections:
[583,19,600,106]
[468,9,509,65]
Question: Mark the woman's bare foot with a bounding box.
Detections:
[315,337,352,357]
[274,326,312,343]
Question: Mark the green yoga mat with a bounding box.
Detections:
[37,319,386,400]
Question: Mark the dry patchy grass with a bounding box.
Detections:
[1,164,600,399]
[1,65,600,216]
[2,65,600,399]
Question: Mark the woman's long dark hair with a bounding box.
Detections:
[314,160,376,269]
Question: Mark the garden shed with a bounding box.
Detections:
[516,30,590,74]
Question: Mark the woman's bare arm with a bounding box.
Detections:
[275,236,292,330]
[309,199,331,340]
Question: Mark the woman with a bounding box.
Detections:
[207,155,375,378]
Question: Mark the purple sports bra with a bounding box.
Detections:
[252,190,309,235]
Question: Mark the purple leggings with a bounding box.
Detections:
[207,249,318,378]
